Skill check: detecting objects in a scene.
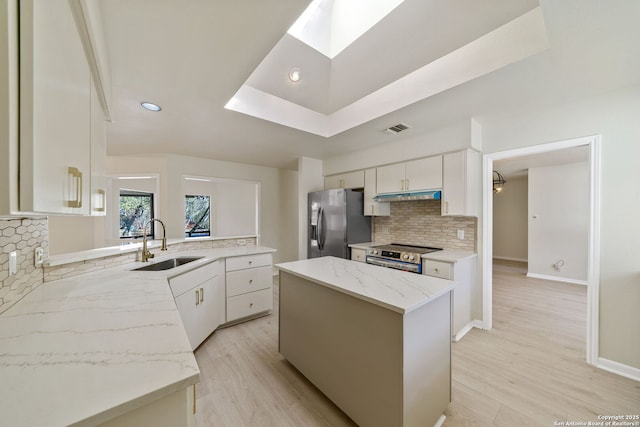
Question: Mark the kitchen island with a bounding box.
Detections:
[276,256,453,427]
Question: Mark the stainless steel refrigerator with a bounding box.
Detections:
[308,189,372,259]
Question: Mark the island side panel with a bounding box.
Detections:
[279,271,404,427]
[402,291,452,427]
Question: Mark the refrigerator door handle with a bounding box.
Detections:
[318,206,325,250]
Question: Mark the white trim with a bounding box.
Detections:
[483,135,601,365]
[525,272,588,286]
[453,320,486,342]
[493,255,528,263]
[596,358,640,382]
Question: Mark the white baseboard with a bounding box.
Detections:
[453,322,474,342]
[597,357,640,382]
[433,415,446,427]
[526,272,588,286]
[493,256,527,263]
[453,320,485,341]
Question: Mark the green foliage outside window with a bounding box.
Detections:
[185,195,210,237]
[120,192,153,238]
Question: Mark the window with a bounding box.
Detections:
[185,195,211,237]
[120,190,154,239]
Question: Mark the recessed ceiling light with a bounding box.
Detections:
[141,102,161,112]
[288,68,301,83]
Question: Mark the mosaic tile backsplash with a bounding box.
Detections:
[0,218,48,313]
[373,200,477,250]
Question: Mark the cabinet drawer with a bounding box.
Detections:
[226,265,272,297]
[351,248,366,263]
[169,260,222,297]
[226,253,272,271]
[423,260,453,280]
[227,288,272,322]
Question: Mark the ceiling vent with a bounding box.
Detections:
[383,123,411,135]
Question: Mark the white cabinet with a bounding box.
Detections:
[442,149,481,216]
[90,81,107,215]
[19,0,91,214]
[350,247,366,263]
[423,254,476,341]
[170,261,225,350]
[363,168,390,216]
[376,156,442,194]
[0,0,109,216]
[324,170,365,190]
[225,253,273,323]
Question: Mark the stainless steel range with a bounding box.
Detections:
[366,244,442,274]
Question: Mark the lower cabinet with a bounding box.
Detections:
[423,255,477,341]
[170,261,225,351]
[225,253,273,323]
[350,247,366,263]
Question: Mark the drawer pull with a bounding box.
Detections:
[249,260,253,265]
[249,279,253,284]
[434,268,439,272]
[249,303,254,308]
[195,289,199,306]
[200,287,204,303]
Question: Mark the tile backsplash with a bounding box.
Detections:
[1,215,257,314]
[373,200,476,250]
[0,218,48,313]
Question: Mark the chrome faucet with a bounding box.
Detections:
[142,218,168,262]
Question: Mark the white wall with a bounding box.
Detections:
[493,176,528,262]
[279,169,299,263]
[297,157,324,259]
[528,163,589,282]
[322,121,472,175]
[481,84,640,370]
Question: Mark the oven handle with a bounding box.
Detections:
[317,206,324,250]
[366,256,422,273]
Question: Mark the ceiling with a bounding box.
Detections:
[100,0,640,170]
[494,145,589,179]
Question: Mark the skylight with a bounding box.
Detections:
[287,0,406,59]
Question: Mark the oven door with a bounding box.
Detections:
[365,256,422,274]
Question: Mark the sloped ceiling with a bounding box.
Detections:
[100,0,640,169]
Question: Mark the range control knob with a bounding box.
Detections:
[402,254,409,260]
[371,249,378,255]
[409,255,415,261]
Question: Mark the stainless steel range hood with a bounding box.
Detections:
[372,190,441,202]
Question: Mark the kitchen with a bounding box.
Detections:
[2,0,640,426]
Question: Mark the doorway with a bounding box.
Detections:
[481,135,601,365]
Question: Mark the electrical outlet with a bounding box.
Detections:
[35,247,44,267]
[457,230,465,240]
[237,239,246,246]
[9,251,17,275]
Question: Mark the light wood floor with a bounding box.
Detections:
[194,262,640,426]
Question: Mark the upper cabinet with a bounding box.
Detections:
[442,149,481,217]
[0,0,110,216]
[324,170,365,190]
[377,156,442,194]
[19,0,91,214]
[363,168,390,216]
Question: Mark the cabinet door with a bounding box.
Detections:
[197,276,225,346]
[325,170,364,190]
[405,156,442,191]
[442,151,465,216]
[90,80,107,216]
[376,163,405,194]
[174,287,200,351]
[19,0,91,214]
[363,168,390,216]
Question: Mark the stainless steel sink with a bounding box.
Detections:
[132,257,203,271]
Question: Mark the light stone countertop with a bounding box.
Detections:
[0,246,275,427]
[276,256,453,314]
[348,242,477,262]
